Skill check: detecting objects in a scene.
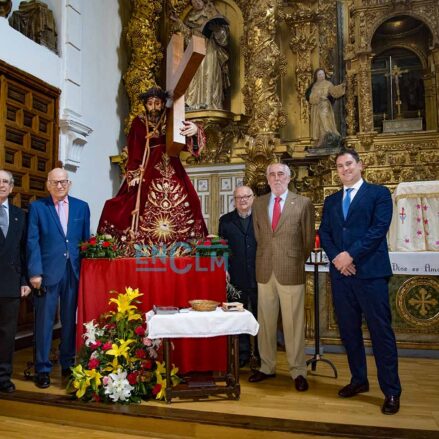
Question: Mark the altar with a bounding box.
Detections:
[76,257,227,373]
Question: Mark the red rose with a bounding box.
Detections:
[102,241,111,248]
[135,348,146,359]
[134,326,145,336]
[203,241,211,246]
[112,245,117,251]
[127,372,138,385]
[89,237,97,245]
[219,239,227,245]
[152,383,162,395]
[88,358,100,369]
[102,341,112,351]
[142,360,152,370]
[80,244,89,251]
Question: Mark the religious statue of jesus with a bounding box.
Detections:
[98,87,208,252]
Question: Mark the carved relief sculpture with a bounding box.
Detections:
[9,0,57,53]
[172,0,230,111]
[0,0,12,18]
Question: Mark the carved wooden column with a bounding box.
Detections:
[239,0,285,194]
[124,0,163,131]
[345,65,357,136]
[356,53,374,134]
[431,48,439,130]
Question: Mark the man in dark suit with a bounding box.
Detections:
[27,168,90,388]
[319,148,401,415]
[249,163,315,391]
[219,185,259,368]
[0,170,31,393]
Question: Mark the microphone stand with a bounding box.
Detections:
[306,248,338,378]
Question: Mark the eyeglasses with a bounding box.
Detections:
[234,194,253,201]
[0,179,12,185]
[48,180,70,187]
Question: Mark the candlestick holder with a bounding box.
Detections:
[306,248,338,378]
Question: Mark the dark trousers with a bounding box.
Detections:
[238,287,259,361]
[331,276,401,397]
[34,263,78,373]
[0,297,20,383]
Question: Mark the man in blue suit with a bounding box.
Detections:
[219,185,259,368]
[27,168,90,388]
[319,148,401,415]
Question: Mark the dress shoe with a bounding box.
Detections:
[382,395,400,415]
[0,380,16,393]
[35,372,50,389]
[338,382,369,398]
[294,375,309,392]
[248,370,276,383]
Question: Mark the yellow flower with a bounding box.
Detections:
[109,287,143,321]
[106,338,135,369]
[154,370,166,400]
[86,368,102,389]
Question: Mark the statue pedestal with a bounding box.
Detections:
[382,117,423,133]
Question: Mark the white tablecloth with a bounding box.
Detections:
[146,308,259,339]
[389,181,439,251]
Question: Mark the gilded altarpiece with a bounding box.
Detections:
[124,0,439,350]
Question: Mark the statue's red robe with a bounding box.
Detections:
[98,115,208,248]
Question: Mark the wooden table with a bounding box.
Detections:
[147,308,259,403]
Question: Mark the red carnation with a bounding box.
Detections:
[134,326,145,336]
[80,244,89,251]
[142,360,152,370]
[102,341,112,351]
[102,241,111,248]
[127,372,138,385]
[203,241,211,246]
[90,340,102,350]
[88,358,100,369]
[89,237,97,245]
[152,383,162,395]
[135,348,146,359]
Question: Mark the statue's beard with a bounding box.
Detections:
[147,109,163,125]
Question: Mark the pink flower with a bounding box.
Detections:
[134,326,145,336]
[423,205,428,211]
[88,358,100,369]
[416,204,421,209]
[102,376,109,385]
[143,337,152,346]
[102,341,112,351]
[416,217,421,223]
[417,230,423,236]
[424,219,429,224]
[404,238,410,243]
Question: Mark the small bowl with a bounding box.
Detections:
[189,299,220,312]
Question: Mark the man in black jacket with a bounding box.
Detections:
[219,185,259,367]
[0,170,31,393]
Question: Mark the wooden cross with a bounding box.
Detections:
[166,33,206,157]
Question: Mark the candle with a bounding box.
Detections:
[315,232,320,249]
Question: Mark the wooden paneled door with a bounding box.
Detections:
[0,60,60,333]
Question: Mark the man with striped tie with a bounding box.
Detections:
[249,163,315,392]
[27,168,90,389]
[319,148,401,415]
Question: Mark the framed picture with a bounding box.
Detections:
[221,177,232,191]
[197,179,209,192]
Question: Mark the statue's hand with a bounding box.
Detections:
[180,121,198,137]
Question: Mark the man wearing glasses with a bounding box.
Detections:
[219,185,259,368]
[0,170,31,393]
[27,168,90,388]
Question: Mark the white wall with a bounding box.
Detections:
[2,0,131,233]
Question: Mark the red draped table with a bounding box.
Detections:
[76,257,227,373]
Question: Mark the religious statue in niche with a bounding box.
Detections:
[9,0,57,54]
[0,0,12,18]
[306,68,345,149]
[171,0,230,111]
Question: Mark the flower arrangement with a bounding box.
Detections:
[80,234,120,259]
[196,234,229,257]
[66,287,180,403]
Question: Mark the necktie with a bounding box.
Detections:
[343,188,353,219]
[58,200,68,235]
[0,204,8,237]
[272,196,281,231]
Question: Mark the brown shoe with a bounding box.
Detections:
[382,395,400,415]
[294,375,309,392]
[248,370,276,383]
[338,382,369,398]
